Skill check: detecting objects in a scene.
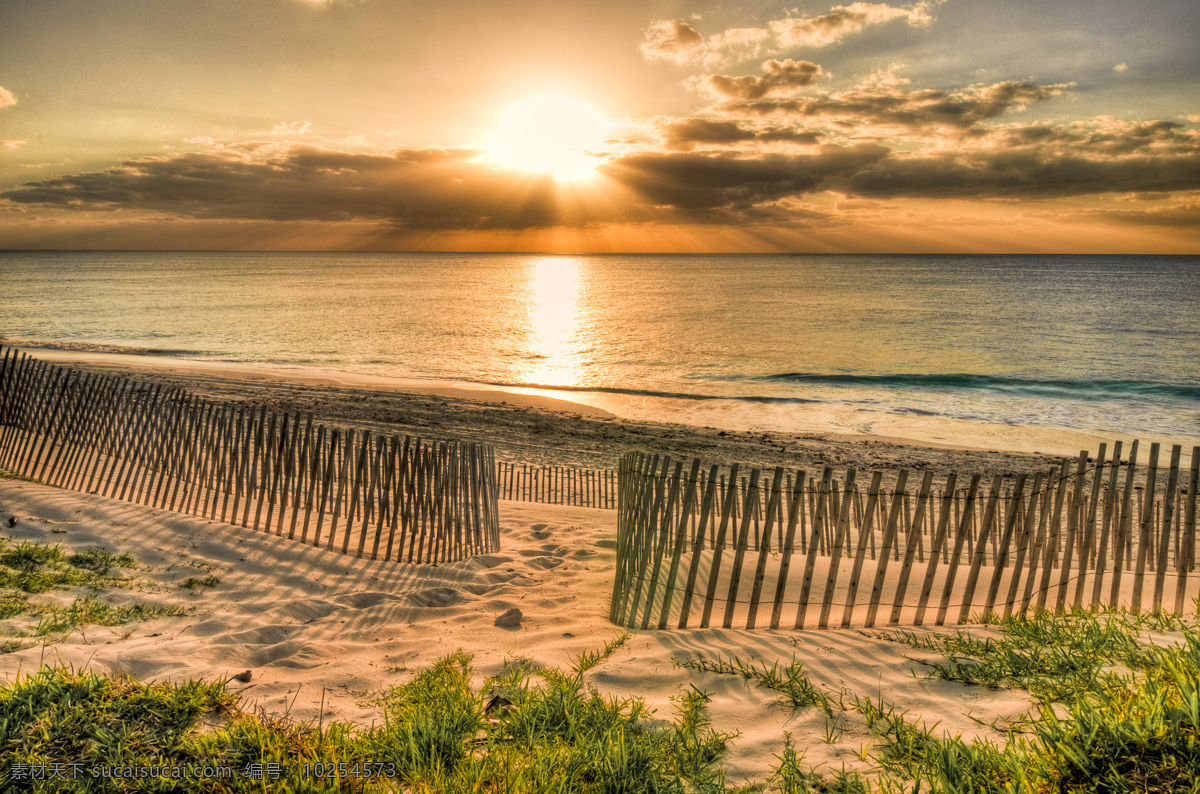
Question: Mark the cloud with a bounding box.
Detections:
[599,144,890,211]
[2,140,25,150]
[1,144,571,229]
[1113,63,1128,73]
[0,138,890,226]
[6,106,1198,231]
[974,119,1196,158]
[0,86,16,109]
[640,1,944,67]
[691,59,824,101]
[727,77,1072,135]
[839,148,1200,200]
[1114,192,1172,202]
[659,118,823,151]
[639,19,708,64]
[769,1,936,48]
[265,121,313,136]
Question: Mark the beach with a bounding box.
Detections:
[2,350,1191,785]
[21,348,1076,476]
[0,476,1045,785]
[4,1,1198,783]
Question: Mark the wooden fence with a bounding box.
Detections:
[0,347,500,564]
[610,442,1199,631]
[496,461,616,509]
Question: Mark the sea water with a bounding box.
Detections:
[2,251,1198,446]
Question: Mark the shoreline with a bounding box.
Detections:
[2,347,1196,786]
[13,344,1190,465]
[8,346,1099,480]
[12,344,1196,465]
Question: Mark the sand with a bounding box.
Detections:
[0,478,1041,783]
[0,350,1186,783]
[14,349,1088,478]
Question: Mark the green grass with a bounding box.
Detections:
[0,538,139,594]
[0,636,748,793]
[178,575,221,591]
[67,548,138,576]
[850,609,1200,793]
[0,536,181,645]
[33,597,188,636]
[675,653,832,715]
[876,607,1187,705]
[2,616,1196,792]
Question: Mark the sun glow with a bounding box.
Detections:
[488,94,609,180]
[523,257,584,386]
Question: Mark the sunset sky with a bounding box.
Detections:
[1,0,1197,253]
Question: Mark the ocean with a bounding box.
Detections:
[3,251,1198,447]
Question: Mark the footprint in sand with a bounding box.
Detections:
[333,592,404,610]
[517,545,566,559]
[526,556,565,570]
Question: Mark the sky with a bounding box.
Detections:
[0,0,1197,253]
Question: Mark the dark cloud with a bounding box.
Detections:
[694,59,823,101]
[832,116,1200,199]
[975,120,1196,157]
[1,144,568,229]
[659,118,823,151]
[840,150,1200,199]
[6,115,1199,230]
[599,144,889,210]
[2,140,889,226]
[730,80,1071,134]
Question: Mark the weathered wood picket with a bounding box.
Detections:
[610,443,1199,630]
[0,348,500,564]
[495,461,616,509]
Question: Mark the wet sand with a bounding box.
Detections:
[19,349,1074,481]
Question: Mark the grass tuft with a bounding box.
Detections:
[66,547,137,575]
[0,537,140,595]
[179,575,221,591]
[676,653,833,715]
[34,597,188,636]
[877,607,1183,705]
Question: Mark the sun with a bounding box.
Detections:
[488,94,609,180]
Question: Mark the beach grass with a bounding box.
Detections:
[0,536,180,648]
[0,537,139,594]
[178,575,221,592]
[875,607,1196,705]
[855,608,1200,792]
[674,653,832,715]
[0,634,744,792]
[1,616,1198,791]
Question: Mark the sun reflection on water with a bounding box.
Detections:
[523,257,584,387]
